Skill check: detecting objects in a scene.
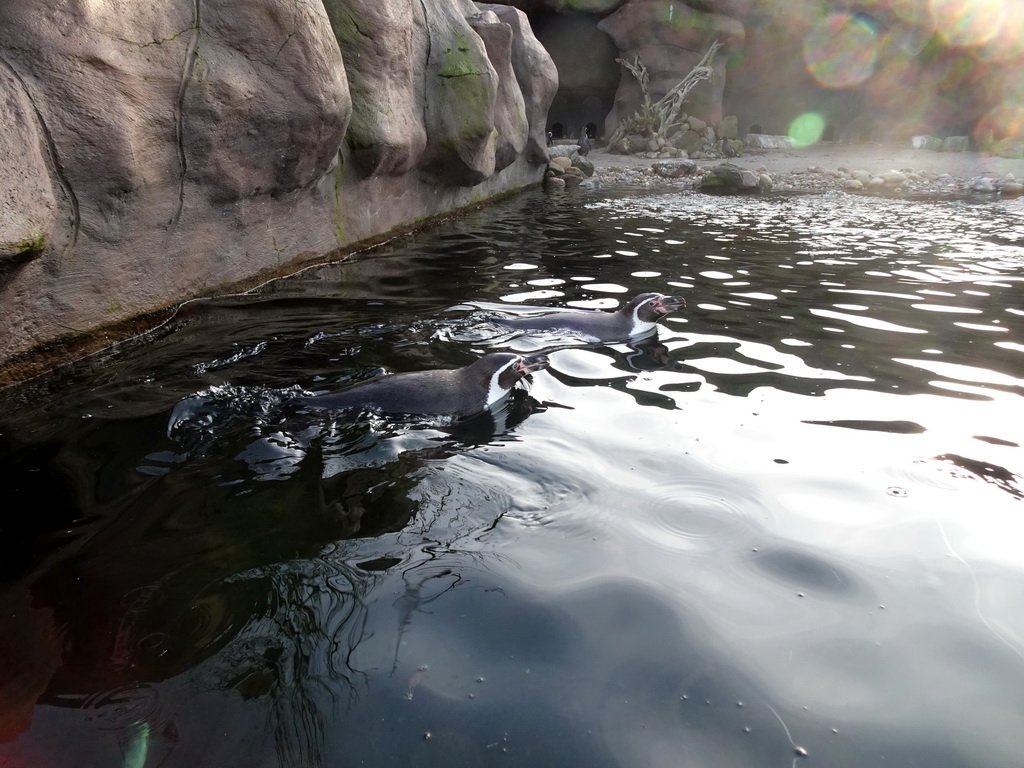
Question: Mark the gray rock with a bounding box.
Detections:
[911,135,944,151]
[626,134,651,153]
[879,171,908,185]
[943,136,970,152]
[325,0,424,178]
[970,176,996,192]
[675,129,704,155]
[700,162,762,193]
[471,10,529,174]
[687,116,708,133]
[1,66,58,261]
[572,156,596,177]
[562,170,584,187]
[489,5,559,166]
[652,159,698,178]
[548,145,578,158]
[745,134,794,150]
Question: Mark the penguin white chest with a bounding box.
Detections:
[485,359,519,406]
[630,305,657,336]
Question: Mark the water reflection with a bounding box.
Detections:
[1,187,1023,767]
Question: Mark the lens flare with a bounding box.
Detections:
[803,13,880,88]
[892,0,935,27]
[788,113,825,147]
[974,103,1024,142]
[975,0,1024,61]
[929,0,1006,47]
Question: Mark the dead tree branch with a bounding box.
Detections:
[608,41,722,151]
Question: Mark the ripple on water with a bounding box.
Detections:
[749,546,862,598]
[635,477,763,557]
[445,447,600,532]
[82,683,160,730]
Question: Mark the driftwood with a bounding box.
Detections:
[608,41,722,151]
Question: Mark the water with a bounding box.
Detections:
[1,186,1023,767]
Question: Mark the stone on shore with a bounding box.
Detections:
[700,163,761,193]
[912,135,944,151]
[588,145,1024,199]
[573,156,596,177]
[745,134,794,150]
[943,136,969,152]
[652,159,697,178]
[548,145,579,158]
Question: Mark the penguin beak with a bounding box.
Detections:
[515,354,550,375]
[653,295,686,314]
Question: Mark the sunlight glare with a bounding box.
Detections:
[803,13,881,88]
[929,0,1006,47]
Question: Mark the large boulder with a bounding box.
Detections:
[0,65,57,265]
[472,10,529,173]
[0,0,351,376]
[700,162,762,193]
[652,159,698,178]
[489,5,559,165]
[745,134,794,150]
[419,3,500,185]
[322,0,428,177]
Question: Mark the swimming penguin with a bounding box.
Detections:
[297,352,550,420]
[497,292,686,342]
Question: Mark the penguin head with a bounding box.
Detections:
[471,353,550,407]
[629,293,687,323]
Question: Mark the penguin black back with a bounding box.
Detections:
[297,353,549,420]
[497,292,686,342]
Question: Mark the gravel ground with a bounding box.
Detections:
[584,142,1024,198]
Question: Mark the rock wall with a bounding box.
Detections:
[0,0,556,380]
[504,0,746,140]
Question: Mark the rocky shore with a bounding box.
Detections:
[580,143,1024,198]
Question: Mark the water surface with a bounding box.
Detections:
[1,186,1023,767]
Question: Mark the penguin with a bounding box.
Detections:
[296,352,550,420]
[721,136,738,158]
[578,128,591,157]
[496,292,686,342]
